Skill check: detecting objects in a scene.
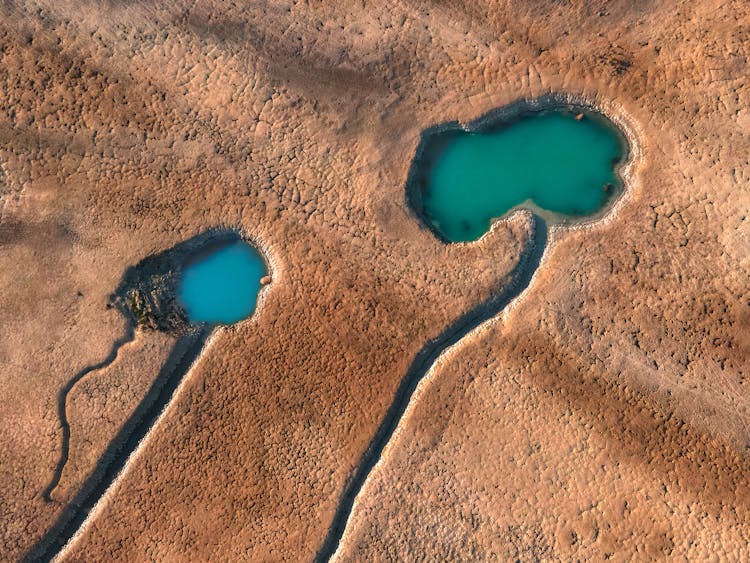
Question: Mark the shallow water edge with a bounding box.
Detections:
[405,93,635,244]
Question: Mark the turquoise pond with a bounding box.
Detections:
[416,110,625,242]
[177,240,266,324]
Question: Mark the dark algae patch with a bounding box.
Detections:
[112,231,245,333]
[408,104,626,242]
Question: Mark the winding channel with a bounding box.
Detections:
[42,325,136,503]
[29,328,211,562]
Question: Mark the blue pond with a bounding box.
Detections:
[177,240,266,325]
[417,110,625,242]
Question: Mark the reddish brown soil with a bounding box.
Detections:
[0,0,748,560]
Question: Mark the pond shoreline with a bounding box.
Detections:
[318,95,640,560]
[405,93,639,244]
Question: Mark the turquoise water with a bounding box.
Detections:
[419,111,624,242]
[177,240,266,324]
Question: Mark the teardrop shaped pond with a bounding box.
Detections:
[409,108,626,242]
[178,240,266,325]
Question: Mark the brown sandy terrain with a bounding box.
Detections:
[0,0,748,560]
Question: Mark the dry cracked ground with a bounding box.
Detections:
[1,0,749,561]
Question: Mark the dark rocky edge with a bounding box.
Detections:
[404,92,631,243]
[110,228,246,335]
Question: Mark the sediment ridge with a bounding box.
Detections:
[315,214,548,562]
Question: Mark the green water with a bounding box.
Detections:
[419,110,624,242]
[177,240,266,325]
